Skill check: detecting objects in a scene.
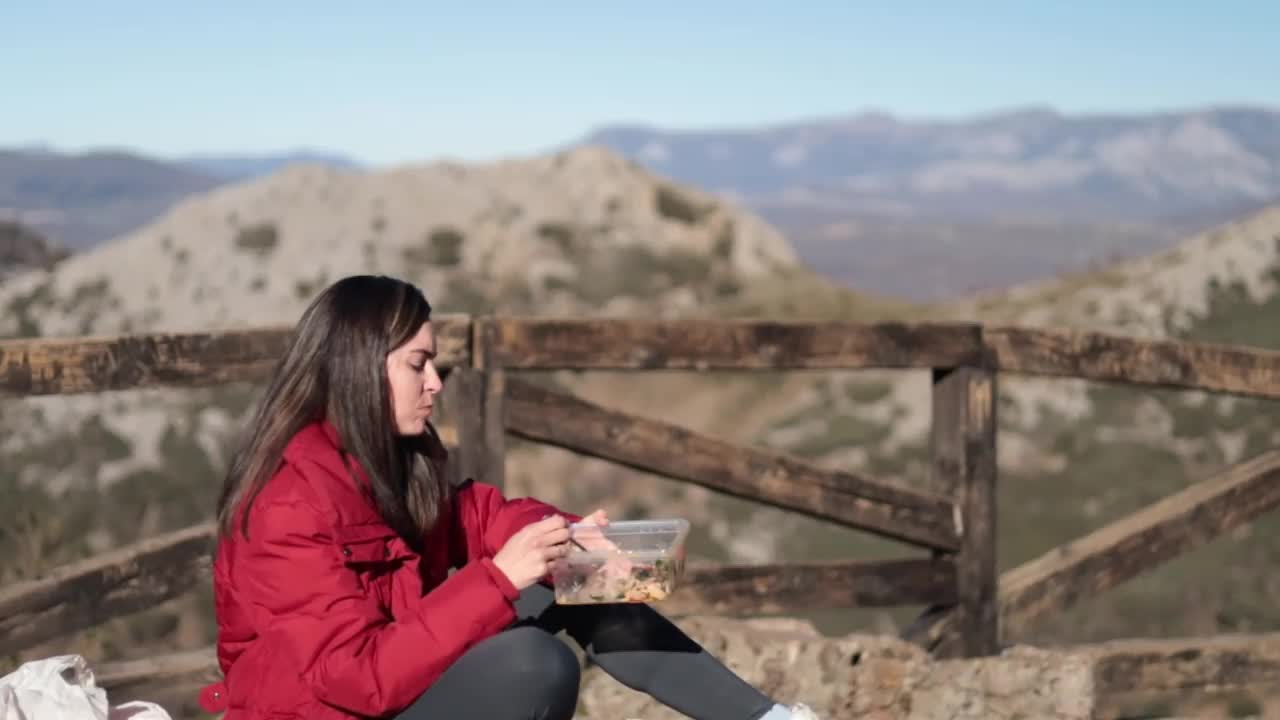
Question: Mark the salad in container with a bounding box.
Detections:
[551,518,690,605]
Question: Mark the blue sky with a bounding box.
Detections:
[5,1,1278,166]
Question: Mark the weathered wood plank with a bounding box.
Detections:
[905,450,1280,653]
[0,522,216,656]
[438,367,486,488]
[664,557,956,616]
[1090,632,1280,718]
[485,318,983,370]
[481,369,508,491]
[988,325,1280,399]
[504,378,960,551]
[0,327,292,397]
[438,369,508,490]
[97,646,221,694]
[0,315,471,397]
[475,318,508,492]
[1001,448,1280,638]
[930,365,998,658]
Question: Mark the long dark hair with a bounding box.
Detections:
[216,274,450,549]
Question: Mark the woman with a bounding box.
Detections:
[199,275,818,720]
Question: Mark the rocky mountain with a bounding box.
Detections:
[580,106,1280,299]
[0,146,844,341]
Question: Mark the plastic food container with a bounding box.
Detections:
[551,519,690,605]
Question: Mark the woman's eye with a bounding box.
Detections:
[410,363,425,372]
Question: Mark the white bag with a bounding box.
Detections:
[0,655,171,720]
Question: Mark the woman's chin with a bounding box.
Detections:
[396,419,427,436]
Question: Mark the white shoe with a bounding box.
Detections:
[759,703,821,720]
[787,704,820,720]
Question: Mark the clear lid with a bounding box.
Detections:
[567,518,690,559]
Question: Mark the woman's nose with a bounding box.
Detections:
[424,365,443,393]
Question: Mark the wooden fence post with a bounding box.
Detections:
[437,316,506,491]
[931,363,998,657]
[474,316,506,492]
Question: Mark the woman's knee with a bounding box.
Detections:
[487,627,581,701]
[584,604,699,655]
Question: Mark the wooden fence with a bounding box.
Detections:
[2,317,1280,715]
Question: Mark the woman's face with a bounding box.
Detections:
[385,320,443,436]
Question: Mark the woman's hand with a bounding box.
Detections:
[492,515,570,590]
[570,508,616,552]
[571,508,632,577]
[580,508,609,527]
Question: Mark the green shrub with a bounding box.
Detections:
[294,272,329,301]
[234,223,279,255]
[403,227,465,268]
[444,275,491,314]
[4,280,54,338]
[536,222,577,254]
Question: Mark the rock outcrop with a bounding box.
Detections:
[576,616,1094,719]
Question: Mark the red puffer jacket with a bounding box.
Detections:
[198,420,577,719]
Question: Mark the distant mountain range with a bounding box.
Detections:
[580,106,1280,219]
[177,150,363,180]
[5,106,1280,299]
[576,106,1280,297]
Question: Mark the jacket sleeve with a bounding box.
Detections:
[452,479,583,564]
[235,473,520,717]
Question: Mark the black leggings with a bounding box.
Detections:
[394,583,776,720]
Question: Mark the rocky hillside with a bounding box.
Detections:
[6,143,1280,691]
[744,203,1280,646]
[0,145,853,340]
[962,205,1280,337]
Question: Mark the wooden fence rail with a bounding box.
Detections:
[4,316,1280,714]
[9,319,1280,397]
[503,378,959,551]
[0,525,955,659]
[0,523,215,657]
[480,318,985,370]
